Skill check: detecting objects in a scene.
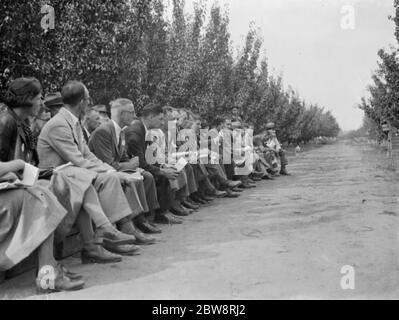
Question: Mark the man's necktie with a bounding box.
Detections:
[82,127,90,144]
[118,131,123,153]
[75,122,84,152]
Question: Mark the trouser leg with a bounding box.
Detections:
[141,171,160,212]
[93,173,133,224]
[155,175,173,213]
[279,150,288,167]
[82,185,110,228]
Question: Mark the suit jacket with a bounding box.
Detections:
[37,107,113,172]
[88,121,132,171]
[125,119,161,176]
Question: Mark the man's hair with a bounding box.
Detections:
[213,117,224,127]
[110,98,133,110]
[85,108,99,117]
[162,105,174,114]
[5,77,42,109]
[141,102,163,118]
[61,81,86,106]
[109,98,134,122]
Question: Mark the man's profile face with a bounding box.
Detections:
[86,110,101,132]
[193,120,201,135]
[149,113,164,129]
[99,112,110,123]
[171,110,180,121]
[267,129,276,137]
[164,110,175,123]
[79,87,90,117]
[178,111,187,126]
[119,103,135,127]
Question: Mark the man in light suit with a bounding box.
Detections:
[89,98,162,240]
[38,81,143,257]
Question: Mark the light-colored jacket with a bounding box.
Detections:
[37,107,113,173]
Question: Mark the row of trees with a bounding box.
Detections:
[359,0,399,141]
[0,0,340,143]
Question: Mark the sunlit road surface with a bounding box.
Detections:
[2,141,399,300]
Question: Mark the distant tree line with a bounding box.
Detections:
[0,0,340,143]
[359,0,399,141]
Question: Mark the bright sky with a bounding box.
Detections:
[180,0,396,131]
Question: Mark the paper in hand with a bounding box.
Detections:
[0,163,39,190]
[174,157,188,172]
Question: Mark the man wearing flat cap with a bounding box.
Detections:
[264,122,291,175]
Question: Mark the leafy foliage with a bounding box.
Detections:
[0,0,340,143]
[359,0,399,138]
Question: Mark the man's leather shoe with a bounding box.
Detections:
[241,183,256,189]
[103,243,142,256]
[227,180,242,188]
[191,195,209,204]
[225,189,240,198]
[36,269,85,294]
[202,194,216,201]
[188,198,201,205]
[182,200,200,210]
[95,224,136,246]
[280,168,291,176]
[213,190,227,198]
[188,198,203,206]
[130,229,157,245]
[262,173,274,180]
[170,206,190,217]
[137,221,162,234]
[202,195,215,202]
[231,187,244,192]
[155,212,183,225]
[181,206,196,214]
[81,245,122,264]
[57,263,83,281]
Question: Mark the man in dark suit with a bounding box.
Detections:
[89,98,162,238]
[125,103,185,225]
[82,108,102,144]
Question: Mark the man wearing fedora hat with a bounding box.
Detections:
[44,92,64,118]
[264,122,291,176]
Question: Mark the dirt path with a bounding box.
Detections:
[2,141,399,300]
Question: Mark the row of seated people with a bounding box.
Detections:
[0,77,289,294]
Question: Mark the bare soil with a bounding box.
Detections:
[1,141,399,300]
